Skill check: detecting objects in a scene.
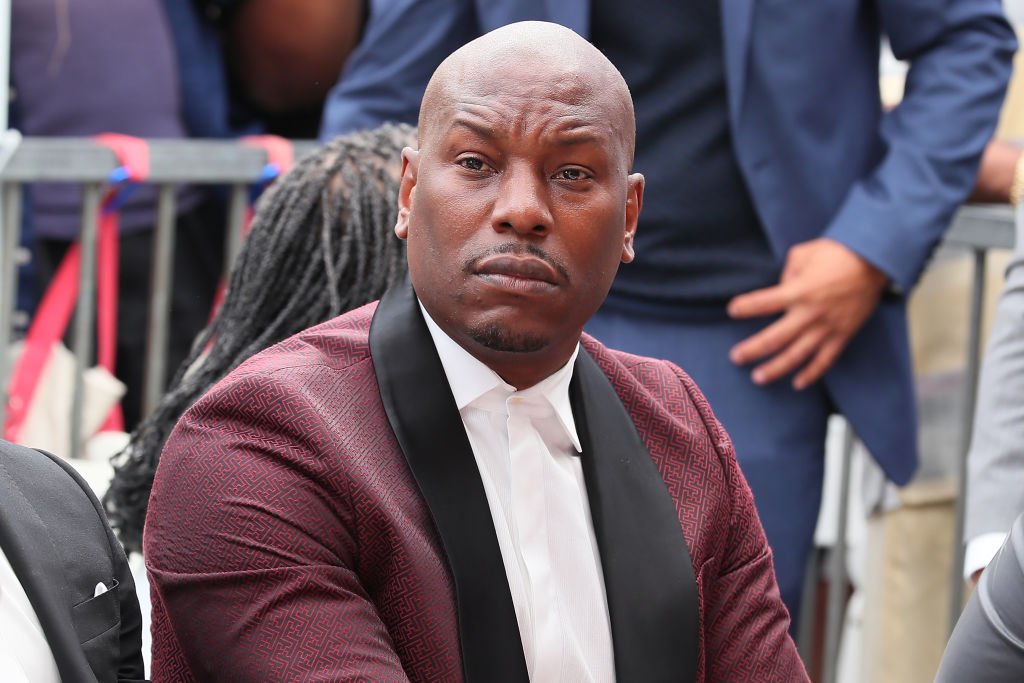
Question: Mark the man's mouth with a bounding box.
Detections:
[473,255,561,292]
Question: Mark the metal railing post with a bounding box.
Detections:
[0,182,21,427]
[142,185,177,417]
[823,424,856,683]
[0,129,24,428]
[69,182,103,460]
[224,183,248,276]
[949,247,987,632]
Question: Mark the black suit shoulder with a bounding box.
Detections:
[0,440,147,682]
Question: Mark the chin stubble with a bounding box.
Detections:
[469,323,548,353]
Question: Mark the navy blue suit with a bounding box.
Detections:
[320,0,1015,617]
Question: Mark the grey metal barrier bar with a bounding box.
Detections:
[0,138,317,183]
[142,185,178,417]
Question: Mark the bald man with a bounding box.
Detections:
[146,23,807,682]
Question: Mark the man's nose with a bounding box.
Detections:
[491,164,553,236]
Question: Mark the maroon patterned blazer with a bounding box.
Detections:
[145,282,807,682]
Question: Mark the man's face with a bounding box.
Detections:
[396,61,643,382]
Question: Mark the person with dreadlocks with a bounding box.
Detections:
[104,122,415,555]
[143,23,803,682]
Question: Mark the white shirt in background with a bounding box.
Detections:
[421,304,616,683]
[964,532,1009,580]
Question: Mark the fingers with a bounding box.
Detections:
[792,338,844,390]
[748,326,828,386]
[727,283,793,319]
[729,309,813,366]
[731,313,850,390]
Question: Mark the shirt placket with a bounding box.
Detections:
[506,395,563,681]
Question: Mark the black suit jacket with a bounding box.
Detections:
[0,440,145,682]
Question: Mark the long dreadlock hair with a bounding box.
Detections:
[105,123,416,553]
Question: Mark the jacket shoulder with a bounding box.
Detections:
[226,301,378,382]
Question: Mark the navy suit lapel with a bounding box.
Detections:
[0,455,96,683]
[571,351,699,682]
[370,281,530,683]
[720,0,756,128]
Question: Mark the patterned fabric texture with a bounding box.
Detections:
[145,301,807,681]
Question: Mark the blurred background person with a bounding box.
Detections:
[164,0,365,139]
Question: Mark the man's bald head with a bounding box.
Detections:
[418,21,636,165]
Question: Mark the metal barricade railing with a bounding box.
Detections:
[811,203,1015,683]
[0,137,1016,677]
[0,136,317,459]
[942,204,1016,629]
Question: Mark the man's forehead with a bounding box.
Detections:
[423,67,625,142]
[436,98,610,141]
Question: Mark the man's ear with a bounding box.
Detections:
[395,147,420,240]
[621,172,644,263]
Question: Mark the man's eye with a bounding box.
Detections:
[556,168,588,181]
[459,157,486,171]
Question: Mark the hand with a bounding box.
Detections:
[967,140,1022,205]
[727,238,888,389]
[970,568,984,586]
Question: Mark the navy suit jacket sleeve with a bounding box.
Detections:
[318,0,480,138]
[824,0,1015,291]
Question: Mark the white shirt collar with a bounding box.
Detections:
[418,301,582,453]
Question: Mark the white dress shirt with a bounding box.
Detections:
[965,532,1008,580]
[0,546,60,683]
[421,305,616,682]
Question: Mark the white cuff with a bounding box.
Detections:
[964,532,1009,580]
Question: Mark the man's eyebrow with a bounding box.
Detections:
[445,117,499,140]
[550,127,603,147]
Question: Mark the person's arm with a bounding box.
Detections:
[963,216,1024,581]
[825,0,1015,291]
[39,450,147,682]
[728,0,1015,387]
[937,512,1024,681]
[965,532,1008,583]
[670,366,809,682]
[318,0,479,138]
[144,369,411,682]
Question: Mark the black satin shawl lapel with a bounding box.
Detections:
[572,350,699,683]
[369,280,529,683]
